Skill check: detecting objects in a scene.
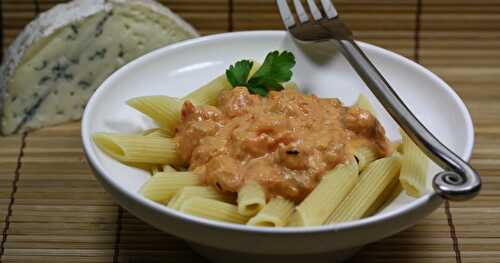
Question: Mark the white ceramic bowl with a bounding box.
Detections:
[81,31,474,263]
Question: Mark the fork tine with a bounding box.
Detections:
[306,0,323,21]
[292,0,310,23]
[320,0,338,19]
[277,0,296,28]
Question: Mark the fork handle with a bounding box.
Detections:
[336,39,481,201]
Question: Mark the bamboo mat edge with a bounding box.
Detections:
[1,0,500,262]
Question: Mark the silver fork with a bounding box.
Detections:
[277,0,480,201]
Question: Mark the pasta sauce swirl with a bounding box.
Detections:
[176,87,390,202]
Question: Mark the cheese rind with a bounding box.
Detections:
[0,0,198,135]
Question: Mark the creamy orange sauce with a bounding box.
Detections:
[176,87,390,202]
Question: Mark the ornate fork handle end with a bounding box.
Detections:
[336,39,481,202]
[433,167,481,201]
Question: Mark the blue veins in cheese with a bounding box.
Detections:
[0,0,198,135]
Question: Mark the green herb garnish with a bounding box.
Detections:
[225,50,296,96]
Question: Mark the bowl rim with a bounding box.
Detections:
[81,30,474,234]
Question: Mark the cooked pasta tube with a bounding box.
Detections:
[92,133,183,165]
[283,81,298,90]
[294,162,359,226]
[237,181,266,216]
[326,156,401,224]
[125,162,153,171]
[183,62,261,105]
[247,197,295,227]
[146,131,175,175]
[355,94,374,114]
[391,140,403,154]
[363,176,402,217]
[142,128,161,136]
[287,212,301,227]
[145,129,170,138]
[353,146,378,171]
[127,96,182,137]
[150,165,162,176]
[180,197,250,224]
[140,171,200,203]
[162,165,177,173]
[168,186,235,210]
[399,131,429,197]
[183,74,231,105]
[150,164,177,176]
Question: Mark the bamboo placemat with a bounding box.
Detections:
[0,1,499,262]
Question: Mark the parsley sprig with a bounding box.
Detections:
[225,50,296,96]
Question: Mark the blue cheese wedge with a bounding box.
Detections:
[0,0,198,135]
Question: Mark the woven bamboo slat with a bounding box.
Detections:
[1,123,118,263]
[0,0,499,262]
[233,0,416,59]
[419,1,500,259]
[1,0,229,49]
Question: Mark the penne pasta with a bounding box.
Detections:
[125,162,153,171]
[326,156,401,224]
[183,74,232,106]
[145,129,170,138]
[140,171,200,202]
[390,139,403,154]
[237,181,267,216]
[294,161,359,226]
[183,62,261,106]
[127,96,182,137]
[150,164,177,176]
[355,94,375,114]
[162,164,177,173]
[146,131,176,175]
[168,186,235,210]
[142,128,162,136]
[150,165,162,176]
[283,81,298,90]
[287,212,301,227]
[353,146,378,171]
[180,197,250,224]
[363,176,402,217]
[92,133,183,165]
[247,196,295,227]
[399,131,429,197]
